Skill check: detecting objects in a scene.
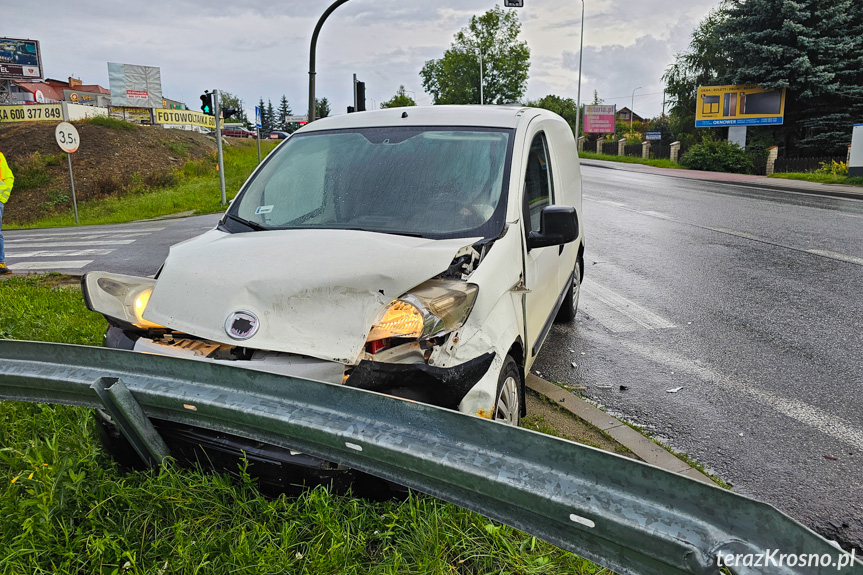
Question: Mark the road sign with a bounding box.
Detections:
[54,122,80,153]
[255,106,262,128]
[504,0,524,6]
[646,131,661,141]
[285,115,308,122]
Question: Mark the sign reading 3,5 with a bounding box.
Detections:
[0,104,63,123]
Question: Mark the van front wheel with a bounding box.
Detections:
[494,355,522,426]
[555,259,582,323]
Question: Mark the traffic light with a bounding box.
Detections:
[200,92,213,115]
[223,108,238,120]
[356,81,366,112]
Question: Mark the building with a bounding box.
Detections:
[616,107,644,124]
[11,76,110,107]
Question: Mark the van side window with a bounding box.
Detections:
[523,132,554,233]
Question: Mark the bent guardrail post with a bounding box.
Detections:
[0,340,859,575]
[91,376,171,467]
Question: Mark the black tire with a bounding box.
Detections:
[494,355,523,426]
[555,258,582,323]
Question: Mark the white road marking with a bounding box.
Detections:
[5,227,164,239]
[6,240,135,248]
[623,342,863,452]
[705,226,765,241]
[8,260,93,270]
[806,249,863,267]
[6,249,115,258]
[6,232,156,243]
[581,279,676,332]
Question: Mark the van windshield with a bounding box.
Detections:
[229,126,513,239]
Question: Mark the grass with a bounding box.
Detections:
[84,116,139,131]
[7,140,279,229]
[578,151,683,169]
[769,172,863,187]
[0,276,613,574]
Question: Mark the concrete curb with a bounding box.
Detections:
[526,374,715,485]
[579,158,863,201]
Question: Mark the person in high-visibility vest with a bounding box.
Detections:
[0,151,14,275]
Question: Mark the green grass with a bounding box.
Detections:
[769,172,863,187]
[578,151,683,169]
[85,116,138,131]
[0,276,612,574]
[8,141,279,229]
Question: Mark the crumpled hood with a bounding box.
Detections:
[145,229,480,363]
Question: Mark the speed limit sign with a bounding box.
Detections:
[55,122,80,153]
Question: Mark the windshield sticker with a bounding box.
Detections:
[255,205,274,215]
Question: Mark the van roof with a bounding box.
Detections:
[299,104,537,132]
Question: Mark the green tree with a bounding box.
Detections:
[420,6,530,105]
[264,99,276,133]
[525,95,578,134]
[380,86,417,109]
[276,95,293,131]
[219,91,247,123]
[310,97,331,119]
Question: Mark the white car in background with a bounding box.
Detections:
[83,105,585,486]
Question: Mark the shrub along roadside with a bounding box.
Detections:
[0,276,608,574]
[679,139,753,174]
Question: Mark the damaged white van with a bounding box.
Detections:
[83,105,584,483]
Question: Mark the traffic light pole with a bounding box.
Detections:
[308,0,350,122]
[213,89,227,206]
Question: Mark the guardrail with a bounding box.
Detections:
[0,340,858,575]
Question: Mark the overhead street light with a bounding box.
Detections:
[308,0,350,123]
[574,0,585,139]
[631,86,642,130]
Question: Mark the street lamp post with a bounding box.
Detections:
[574,0,585,138]
[479,48,484,105]
[631,86,642,130]
[309,0,350,123]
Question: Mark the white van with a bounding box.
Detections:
[84,105,584,477]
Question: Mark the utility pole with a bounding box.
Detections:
[574,0,585,138]
[213,90,227,206]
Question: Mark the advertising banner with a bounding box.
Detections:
[110,106,153,124]
[695,85,785,127]
[107,62,163,108]
[0,104,62,123]
[155,108,216,129]
[583,105,616,134]
[0,38,42,80]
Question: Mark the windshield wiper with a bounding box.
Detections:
[223,213,271,232]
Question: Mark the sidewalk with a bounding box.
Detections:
[579,158,863,200]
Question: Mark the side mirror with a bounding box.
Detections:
[527,206,578,250]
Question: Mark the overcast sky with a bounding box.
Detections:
[8,0,720,121]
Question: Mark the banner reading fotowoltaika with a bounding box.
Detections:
[155,108,216,129]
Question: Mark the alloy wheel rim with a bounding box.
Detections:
[495,376,520,425]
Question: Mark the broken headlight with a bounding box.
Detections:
[82,272,164,330]
[367,280,478,342]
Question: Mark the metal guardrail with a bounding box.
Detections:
[0,340,859,575]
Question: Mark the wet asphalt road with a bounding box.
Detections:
[4,165,862,551]
[533,165,863,552]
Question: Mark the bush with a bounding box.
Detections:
[680,139,754,174]
[815,159,848,176]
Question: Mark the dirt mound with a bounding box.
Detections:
[0,121,220,224]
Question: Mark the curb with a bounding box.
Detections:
[579,159,863,201]
[525,374,715,485]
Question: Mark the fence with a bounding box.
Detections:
[601,141,617,155]
[623,144,642,158]
[773,156,847,174]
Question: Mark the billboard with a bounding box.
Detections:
[107,62,163,108]
[583,105,616,134]
[154,108,216,129]
[696,85,785,127]
[0,38,42,80]
[0,104,62,123]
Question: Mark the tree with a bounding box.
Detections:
[420,6,530,105]
[277,95,292,131]
[525,95,578,134]
[263,99,276,133]
[219,91,248,123]
[315,97,331,119]
[380,86,417,109]
[663,0,863,155]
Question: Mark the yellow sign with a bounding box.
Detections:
[155,108,216,129]
[695,85,785,127]
[0,104,63,123]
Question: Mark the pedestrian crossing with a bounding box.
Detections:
[3,226,165,273]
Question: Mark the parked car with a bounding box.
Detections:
[267,130,290,139]
[83,105,585,486]
[221,125,256,138]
